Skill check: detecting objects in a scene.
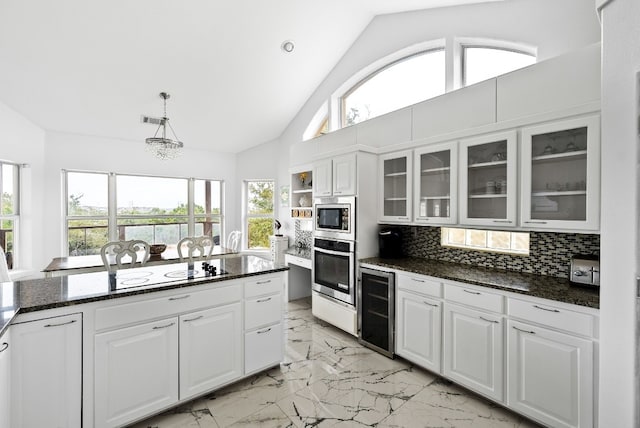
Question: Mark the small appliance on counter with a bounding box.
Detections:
[570,254,600,287]
[378,228,402,259]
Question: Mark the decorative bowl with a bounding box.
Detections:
[150,243,167,255]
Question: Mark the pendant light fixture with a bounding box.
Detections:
[145,92,184,160]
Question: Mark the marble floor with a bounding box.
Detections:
[132,298,541,428]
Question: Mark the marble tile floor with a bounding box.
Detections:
[132,298,541,428]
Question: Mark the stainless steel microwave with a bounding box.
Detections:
[313,196,355,241]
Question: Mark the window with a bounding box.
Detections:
[342,49,446,127]
[441,227,529,255]
[244,180,274,250]
[0,162,19,269]
[463,47,536,87]
[64,171,223,256]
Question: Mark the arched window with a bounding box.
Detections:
[341,49,445,127]
[462,46,535,86]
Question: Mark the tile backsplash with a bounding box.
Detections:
[294,220,312,249]
[393,226,599,279]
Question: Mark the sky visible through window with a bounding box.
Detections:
[464,47,535,86]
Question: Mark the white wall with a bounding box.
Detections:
[0,100,46,275]
[598,0,640,425]
[42,131,238,269]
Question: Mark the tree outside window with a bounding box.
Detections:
[245,180,274,250]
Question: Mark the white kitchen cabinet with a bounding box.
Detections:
[313,158,333,197]
[459,130,518,227]
[507,320,593,428]
[520,115,600,231]
[245,323,283,374]
[413,141,458,225]
[378,151,412,222]
[179,303,242,400]
[313,153,357,197]
[443,303,503,401]
[395,289,442,373]
[0,329,11,428]
[10,313,82,428]
[95,317,179,428]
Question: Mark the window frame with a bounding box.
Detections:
[441,227,530,256]
[0,161,20,270]
[243,179,275,251]
[63,170,225,256]
[461,44,536,87]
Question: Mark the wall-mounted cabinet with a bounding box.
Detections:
[413,142,458,225]
[520,115,600,231]
[459,131,518,228]
[378,151,412,222]
[290,166,313,220]
[313,153,357,197]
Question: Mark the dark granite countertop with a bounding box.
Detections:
[0,255,288,339]
[360,257,599,309]
[285,246,311,260]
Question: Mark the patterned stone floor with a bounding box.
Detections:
[132,298,540,428]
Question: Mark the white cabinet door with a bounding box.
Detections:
[459,131,518,228]
[379,151,412,222]
[507,320,593,428]
[10,313,82,428]
[332,153,357,196]
[0,329,11,428]
[245,322,283,374]
[520,115,600,231]
[444,303,503,401]
[413,142,458,225]
[95,317,178,428]
[396,290,442,373]
[180,303,242,400]
[313,159,333,197]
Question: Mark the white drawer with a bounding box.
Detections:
[444,283,504,314]
[245,322,283,374]
[397,273,442,298]
[95,284,242,331]
[245,294,282,330]
[507,298,595,337]
[244,275,283,298]
[286,254,311,269]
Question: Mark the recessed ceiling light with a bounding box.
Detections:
[281,40,295,53]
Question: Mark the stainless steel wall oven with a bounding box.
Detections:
[312,238,355,305]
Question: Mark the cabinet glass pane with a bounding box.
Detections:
[530,127,587,221]
[418,150,451,218]
[467,140,508,219]
[383,157,407,217]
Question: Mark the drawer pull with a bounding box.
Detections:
[169,295,191,301]
[411,278,426,283]
[480,316,498,324]
[423,301,438,307]
[256,280,272,285]
[257,297,272,303]
[533,304,560,313]
[513,326,536,334]
[0,342,8,353]
[153,322,175,330]
[44,319,77,328]
[257,327,272,334]
[183,315,204,323]
[463,289,481,295]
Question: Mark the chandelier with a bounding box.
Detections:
[145,92,184,160]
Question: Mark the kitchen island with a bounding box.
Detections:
[0,255,288,428]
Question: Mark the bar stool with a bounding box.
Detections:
[177,236,215,263]
[100,240,150,272]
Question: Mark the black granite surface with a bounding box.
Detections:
[0,255,288,339]
[360,257,599,309]
[285,246,311,260]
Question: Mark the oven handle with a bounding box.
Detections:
[313,247,353,257]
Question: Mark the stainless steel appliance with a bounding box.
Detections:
[358,267,395,358]
[314,196,356,241]
[570,254,600,287]
[312,237,355,305]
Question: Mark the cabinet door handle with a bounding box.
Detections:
[533,304,560,313]
[524,221,548,225]
[480,316,498,324]
[399,217,409,220]
[153,322,176,330]
[44,319,77,328]
[257,327,272,334]
[463,289,481,295]
[257,297,272,303]
[513,326,536,334]
[493,220,512,224]
[0,342,8,353]
[169,295,190,301]
[256,280,272,285]
[423,301,438,307]
[183,315,204,323]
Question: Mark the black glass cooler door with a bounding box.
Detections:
[359,268,394,357]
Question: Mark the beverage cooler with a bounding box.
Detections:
[358,267,395,358]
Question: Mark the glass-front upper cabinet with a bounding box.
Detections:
[460,131,517,227]
[378,151,412,222]
[520,115,600,231]
[413,142,457,224]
